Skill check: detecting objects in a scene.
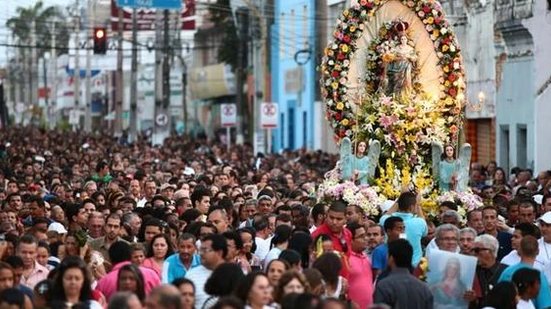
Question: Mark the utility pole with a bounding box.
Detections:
[244,0,267,153]
[84,0,94,132]
[50,20,57,128]
[129,8,138,141]
[235,8,249,145]
[31,21,37,108]
[162,10,170,113]
[114,6,124,135]
[74,0,81,126]
[153,10,163,143]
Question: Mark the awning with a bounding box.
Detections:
[189,63,236,100]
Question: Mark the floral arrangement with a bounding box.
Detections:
[319,0,465,142]
[437,190,484,212]
[318,178,383,216]
[417,257,429,281]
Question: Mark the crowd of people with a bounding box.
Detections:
[0,127,550,309]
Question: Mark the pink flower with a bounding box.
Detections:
[381,95,393,106]
[379,115,397,129]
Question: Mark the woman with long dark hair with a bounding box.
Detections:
[312,253,347,300]
[237,228,261,272]
[49,256,102,309]
[142,233,174,280]
[117,264,146,304]
[234,272,272,309]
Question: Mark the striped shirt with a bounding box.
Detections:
[185,265,212,309]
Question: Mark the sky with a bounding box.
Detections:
[0,0,73,65]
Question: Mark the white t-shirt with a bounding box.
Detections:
[517,299,535,309]
[536,238,551,282]
[255,237,270,261]
[263,247,282,269]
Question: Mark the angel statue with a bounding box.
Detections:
[340,137,381,184]
[432,142,472,192]
[381,21,417,98]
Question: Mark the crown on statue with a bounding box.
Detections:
[394,20,410,33]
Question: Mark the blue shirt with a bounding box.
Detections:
[162,253,201,284]
[380,212,427,266]
[498,262,551,309]
[372,244,388,271]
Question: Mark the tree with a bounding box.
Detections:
[6,1,70,56]
[6,1,70,106]
[208,0,240,70]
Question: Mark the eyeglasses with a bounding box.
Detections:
[473,247,490,254]
[199,247,214,254]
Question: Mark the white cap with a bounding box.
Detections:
[539,212,551,224]
[48,222,68,234]
[380,200,395,213]
[183,167,195,176]
[533,194,543,205]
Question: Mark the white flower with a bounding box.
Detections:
[441,27,448,34]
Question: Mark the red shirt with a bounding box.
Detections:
[312,223,352,278]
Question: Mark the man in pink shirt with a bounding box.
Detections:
[17,235,49,289]
[346,222,374,308]
[96,241,160,300]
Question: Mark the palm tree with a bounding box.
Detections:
[6,1,70,107]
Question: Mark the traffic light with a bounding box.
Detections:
[93,27,107,54]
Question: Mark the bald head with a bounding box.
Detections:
[145,284,181,309]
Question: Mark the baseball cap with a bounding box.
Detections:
[47,222,68,234]
[539,212,551,224]
[160,183,177,191]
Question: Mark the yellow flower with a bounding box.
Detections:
[350,25,356,32]
[336,102,344,110]
[443,66,450,73]
[445,80,451,87]
[331,82,339,89]
[382,53,395,63]
[343,9,349,17]
[442,45,450,52]
[427,17,434,24]
[341,44,349,53]
[341,118,349,126]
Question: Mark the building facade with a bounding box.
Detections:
[495,0,551,173]
[270,0,318,151]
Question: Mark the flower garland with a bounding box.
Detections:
[320,0,465,142]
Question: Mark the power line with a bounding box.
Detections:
[0,42,226,52]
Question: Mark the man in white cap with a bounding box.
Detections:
[537,211,551,283]
[160,183,177,201]
[47,222,67,235]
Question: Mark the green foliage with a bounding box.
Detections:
[6,0,71,56]
[208,0,239,70]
